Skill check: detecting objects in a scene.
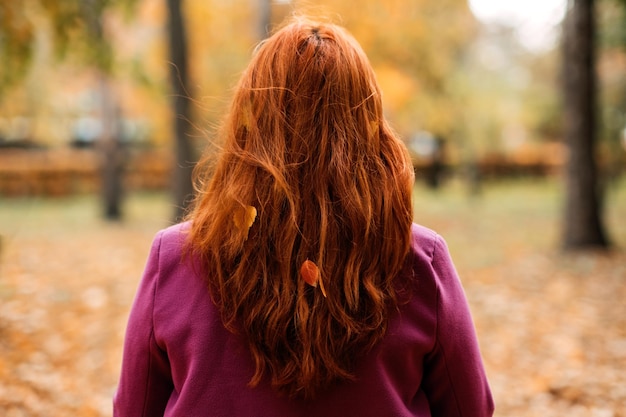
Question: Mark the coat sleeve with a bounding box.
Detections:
[113,231,173,417]
[421,235,495,417]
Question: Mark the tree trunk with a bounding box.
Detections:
[166,0,195,222]
[80,0,124,221]
[98,73,125,220]
[258,0,272,38]
[561,0,609,249]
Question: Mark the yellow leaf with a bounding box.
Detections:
[240,101,253,130]
[233,205,257,239]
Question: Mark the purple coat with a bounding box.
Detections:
[114,222,494,416]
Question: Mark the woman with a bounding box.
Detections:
[114,18,494,417]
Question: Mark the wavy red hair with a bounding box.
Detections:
[186,17,414,399]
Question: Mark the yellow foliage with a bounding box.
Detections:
[374,65,418,114]
[0,0,478,148]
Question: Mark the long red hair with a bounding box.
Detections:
[187,17,414,399]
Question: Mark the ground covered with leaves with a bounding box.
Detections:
[1,179,625,416]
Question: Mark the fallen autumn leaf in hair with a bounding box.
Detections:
[368,120,379,138]
[240,101,253,130]
[300,260,327,297]
[233,205,257,239]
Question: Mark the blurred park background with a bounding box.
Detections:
[0,0,625,415]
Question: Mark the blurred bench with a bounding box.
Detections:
[0,148,173,197]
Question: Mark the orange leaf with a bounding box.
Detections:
[240,101,253,130]
[233,205,257,239]
[368,120,379,138]
[300,260,327,297]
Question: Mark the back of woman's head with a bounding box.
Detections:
[188,17,415,399]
